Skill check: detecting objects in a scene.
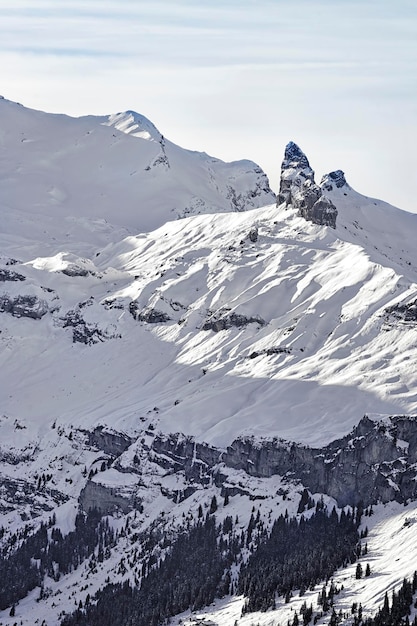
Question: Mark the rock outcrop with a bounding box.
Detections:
[86,426,134,457]
[146,415,417,508]
[61,265,91,277]
[151,433,220,484]
[202,311,266,332]
[277,142,338,229]
[61,310,120,344]
[129,302,172,324]
[0,269,25,282]
[320,170,348,191]
[277,141,315,207]
[386,298,417,324]
[79,479,138,515]
[0,294,48,319]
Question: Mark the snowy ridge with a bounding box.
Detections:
[103,110,162,141]
[0,97,275,259]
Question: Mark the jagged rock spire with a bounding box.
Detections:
[282,141,312,171]
[277,142,338,229]
[278,142,314,207]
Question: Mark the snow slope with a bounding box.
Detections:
[0,96,274,260]
[1,194,417,448]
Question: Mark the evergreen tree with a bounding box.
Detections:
[209,496,218,514]
[238,505,360,613]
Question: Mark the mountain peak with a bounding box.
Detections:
[103,110,162,141]
[277,142,338,228]
[320,169,349,191]
[282,140,312,170]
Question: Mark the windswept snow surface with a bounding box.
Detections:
[1,188,417,448]
[1,98,417,448]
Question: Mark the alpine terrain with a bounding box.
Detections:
[1,96,417,626]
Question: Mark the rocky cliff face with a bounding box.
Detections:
[78,415,417,514]
[79,480,135,515]
[224,415,417,507]
[14,414,416,518]
[277,142,338,229]
[3,412,413,520]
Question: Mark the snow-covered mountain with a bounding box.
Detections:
[0,95,274,260]
[1,99,417,626]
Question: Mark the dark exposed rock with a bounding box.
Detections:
[78,428,139,514]
[0,269,25,282]
[224,415,417,507]
[386,298,417,323]
[79,479,138,515]
[151,137,170,169]
[202,311,266,332]
[300,196,339,229]
[226,185,245,212]
[160,484,198,503]
[0,476,68,515]
[151,152,170,169]
[151,433,220,484]
[129,302,171,323]
[102,298,124,310]
[320,170,348,191]
[1,257,19,266]
[62,310,97,343]
[291,179,322,213]
[281,141,312,171]
[79,432,221,513]
[141,415,417,508]
[249,346,291,359]
[61,265,91,277]
[0,294,48,319]
[250,167,276,199]
[76,415,417,515]
[86,426,134,457]
[248,226,258,242]
[61,310,120,344]
[277,141,315,207]
[277,142,338,229]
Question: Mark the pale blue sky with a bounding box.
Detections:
[1,0,416,212]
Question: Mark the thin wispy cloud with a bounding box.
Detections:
[1,0,416,212]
